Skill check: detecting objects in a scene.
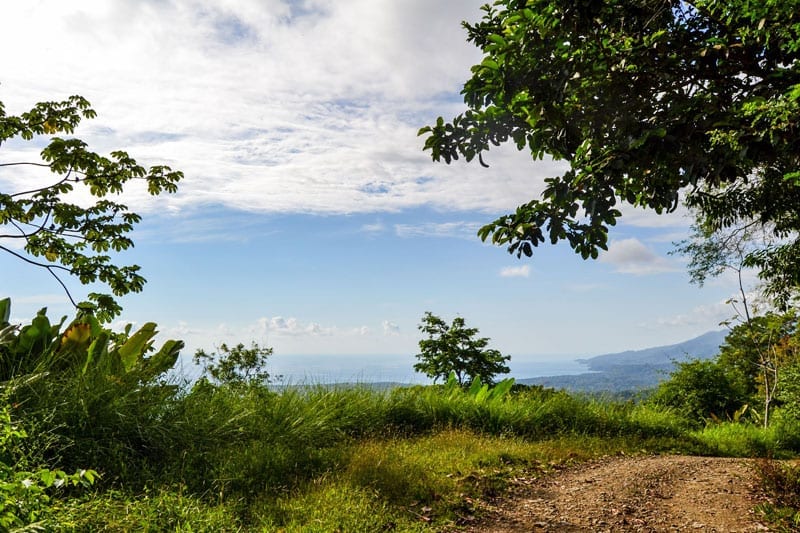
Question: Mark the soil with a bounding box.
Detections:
[455,455,772,532]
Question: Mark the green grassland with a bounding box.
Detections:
[6,378,800,531]
[2,303,800,531]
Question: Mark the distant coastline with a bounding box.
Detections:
[268,353,588,385]
[267,330,728,390]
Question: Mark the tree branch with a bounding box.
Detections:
[0,243,73,274]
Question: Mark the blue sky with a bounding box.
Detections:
[0,1,746,381]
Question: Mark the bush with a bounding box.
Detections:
[0,402,96,530]
[649,359,750,426]
[0,300,183,485]
[755,459,800,531]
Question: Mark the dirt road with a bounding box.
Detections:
[459,455,771,532]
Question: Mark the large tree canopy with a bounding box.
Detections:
[0,96,182,320]
[420,0,800,303]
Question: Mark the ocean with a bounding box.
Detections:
[267,353,589,385]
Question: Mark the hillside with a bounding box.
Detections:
[580,330,728,371]
[518,330,728,393]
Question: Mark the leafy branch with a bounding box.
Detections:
[0,95,182,321]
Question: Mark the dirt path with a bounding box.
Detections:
[458,455,771,532]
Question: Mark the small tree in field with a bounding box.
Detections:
[194,342,279,387]
[414,311,510,386]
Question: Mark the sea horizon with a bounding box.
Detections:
[264,353,589,385]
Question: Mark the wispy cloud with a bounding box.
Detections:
[0,1,572,219]
[394,221,481,239]
[499,265,530,278]
[638,300,734,329]
[361,222,386,234]
[600,238,680,275]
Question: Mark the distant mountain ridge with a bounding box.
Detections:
[580,330,728,372]
[518,330,729,394]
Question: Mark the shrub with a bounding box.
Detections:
[649,359,750,426]
[0,401,96,530]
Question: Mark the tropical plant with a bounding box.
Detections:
[0,297,183,386]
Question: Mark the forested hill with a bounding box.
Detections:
[518,330,728,394]
[580,330,728,372]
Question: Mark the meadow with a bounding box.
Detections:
[2,301,800,531]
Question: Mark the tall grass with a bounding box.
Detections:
[27,379,695,495]
[692,413,800,458]
[385,385,688,440]
[15,373,799,529]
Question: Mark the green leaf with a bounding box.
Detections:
[488,378,515,401]
[117,322,157,372]
[480,58,500,70]
[38,470,56,488]
[141,339,183,380]
[83,333,110,375]
[487,34,507,47]
[0,298,9,325]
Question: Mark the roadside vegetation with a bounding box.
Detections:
[2,297,800,531]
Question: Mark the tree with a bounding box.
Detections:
[420,0,800,303]
[0,95,182,321]
[717,311,800,427]
[673,219,775,320]
[414,311,510,385]
[193,342,279,387]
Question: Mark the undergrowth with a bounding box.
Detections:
[38,380,727,530]
[1,301,797,531]
[754,459,800,532]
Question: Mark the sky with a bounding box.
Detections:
[0,1,750,382]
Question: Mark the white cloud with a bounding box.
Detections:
[639,300,735,329]
[0,1,569,221]
[600,238,680,275]
[499,265,530,278]
[394,221,482,239]
[258,316,332,337]
[382,320,400,335]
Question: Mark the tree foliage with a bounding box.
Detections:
[420,0,800,302]
[717,311,800,426]
[414,311,510,386]
[194,342,278,387]
[0,95,182,321]
[650,358,749,425]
